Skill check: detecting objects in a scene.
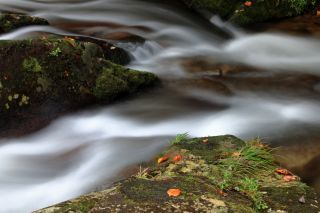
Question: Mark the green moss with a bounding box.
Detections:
[22,57,42,73]
[93,61,158,101]
[54,199,96,213]
[93,68,130,101]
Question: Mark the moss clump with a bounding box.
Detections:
[182,0,318,25]
[22,57,42,73]
[93,62,158,101]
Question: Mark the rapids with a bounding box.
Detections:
[1,0,320,212]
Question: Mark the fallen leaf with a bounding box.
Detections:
[173,154,182,163]
[317,10,320,16]
[244,1,252,7]
[275,168,292,176]
[283,175,297,182]
[167,188,181,197]
[203,138,209,143]
[157,156,169,164]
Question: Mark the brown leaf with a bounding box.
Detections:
[275,168,292,176]
[203,138,209,144]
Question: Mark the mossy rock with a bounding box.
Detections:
[182,0,318,25]
[0,12,49,33]
[0,39,158,118]
[35,135,319,213]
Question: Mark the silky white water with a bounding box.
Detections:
[1,0,320,212]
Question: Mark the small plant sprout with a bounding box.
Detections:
[170,133,189,145]
[50,47,62,57]
[135,165,149,180]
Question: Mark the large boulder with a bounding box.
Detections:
[36,135,319,213]
[0,38,158,118]
[182,0,318,25]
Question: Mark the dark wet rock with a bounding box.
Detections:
[0,12,49,34]
[0,39,158,136]
[35,135,319,213]
[247,14,320,37]
[182,0,318,25]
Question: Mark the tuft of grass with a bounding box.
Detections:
[218,137,275,177]
[215,137,274,212]
[238,177,268,211]
[135,166,150,180]
[170,133,189,145]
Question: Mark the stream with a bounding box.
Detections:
[1,0,320,212]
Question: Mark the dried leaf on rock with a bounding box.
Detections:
[167,188,181,197]
[157,156,169,164]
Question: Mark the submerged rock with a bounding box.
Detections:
[182,0,318,25]
[0,12,49,33]
[0,38,158,119]
[35,135,319,213]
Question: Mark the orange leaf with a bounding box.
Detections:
[157,156,169,164]
[173,154,182,163]
[244,1,252,7]
[283,175,297,182]
[167,188,181,197]
[275,168,291,176]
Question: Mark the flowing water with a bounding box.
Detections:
[1,0,320,212]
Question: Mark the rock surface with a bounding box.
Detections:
[35,135,319,213]
[0,38,157,113]
[0,14,159,137]
[0,12,49,33]
[182,0,318,25]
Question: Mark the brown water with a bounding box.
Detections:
[1,0,320,212]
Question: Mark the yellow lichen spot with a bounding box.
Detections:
[8,95,13,101]
[21,95,30,105]
[13,94,19,99]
